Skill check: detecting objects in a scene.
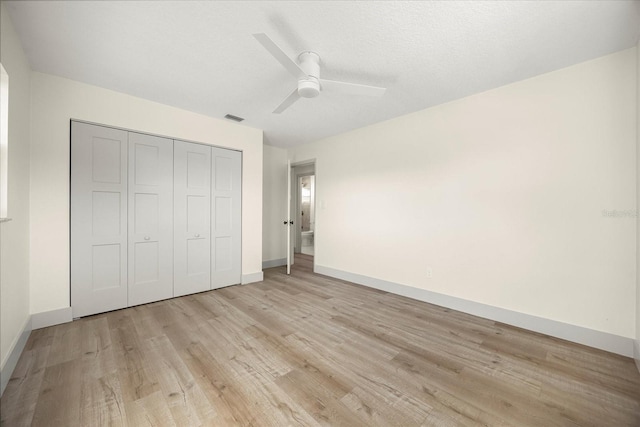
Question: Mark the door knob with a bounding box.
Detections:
[195,233,200,238]
[144,236,150,240]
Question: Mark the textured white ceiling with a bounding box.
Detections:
[5,1,640,148]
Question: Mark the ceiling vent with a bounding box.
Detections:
[224,114,244,122]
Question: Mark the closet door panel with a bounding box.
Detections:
[174,140,211,297]
[211,147,242,289]
[128,132,174,306]
[187,239,209,276]
[187,195,208,231]
[71,122,128,317]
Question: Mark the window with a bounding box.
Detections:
[0,63,8,220]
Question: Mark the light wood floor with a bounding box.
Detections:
[2,254,640,426]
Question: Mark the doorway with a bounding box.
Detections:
[288,161,315,272]
[298,174,315,255]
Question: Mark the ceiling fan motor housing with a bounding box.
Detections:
[297,51,321,98]
[298,79,320,98]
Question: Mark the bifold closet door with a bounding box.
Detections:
[211,147,242,288]
[71,122,128,318]
[128,132,174,306]
[174,140,211,297]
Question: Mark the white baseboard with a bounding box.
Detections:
[634,340,640,373]
[31,307,73,329]
[263,258,287,269]
[242,271,264,285]
[315,265,634,358]
[1,316,32,396]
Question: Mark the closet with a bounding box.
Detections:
[70,121,242,318]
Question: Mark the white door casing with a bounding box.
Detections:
[71,122,128,317]
[128,132,174,306]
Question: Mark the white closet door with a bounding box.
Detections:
[174,140,211,297]
[128,132,174,306]
[211,147,242,288]
[71,122,128,317]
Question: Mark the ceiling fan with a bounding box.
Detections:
[253,33,387,114]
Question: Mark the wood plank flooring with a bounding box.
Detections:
[2,253,640,426]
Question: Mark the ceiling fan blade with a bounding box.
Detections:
[273,88,301,114]
[319,79,386,97]
[253,33,306,79]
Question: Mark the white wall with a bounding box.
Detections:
[29,72,263,316]
[290,48,637,340]
[0,3,31,373]
[262,144,287,265]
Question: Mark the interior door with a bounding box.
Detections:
[286,159,291,274]
[174,140,211,297]
[211,147,242,289]
[128,132,173,306]
[71,122,128,317]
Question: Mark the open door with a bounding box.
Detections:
[286,159,292,274]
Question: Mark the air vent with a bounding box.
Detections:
[224,114,244,122]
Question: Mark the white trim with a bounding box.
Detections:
[1,316,31,396]
[263,258,287,269]
[32,307,73,329]
[315,265,634,358]
[71,119,242,153]
[242,271,264,284]
[0,63,9,219]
